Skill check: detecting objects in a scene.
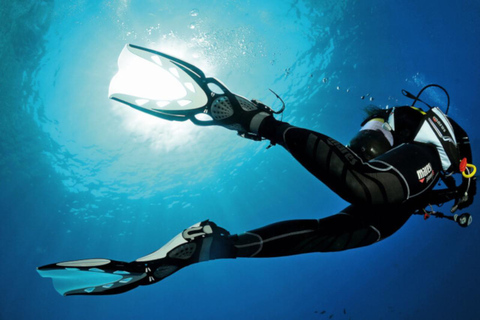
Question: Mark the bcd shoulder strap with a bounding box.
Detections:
[413,107,460,173]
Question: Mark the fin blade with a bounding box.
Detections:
[37,259,147,296]
[128,44,207,79]
[109,44,209,118]
[110,95,190,122]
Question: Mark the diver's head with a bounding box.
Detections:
[349,129,392,162]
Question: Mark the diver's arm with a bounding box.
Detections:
[451,176,476,212]
[425,176,476,211]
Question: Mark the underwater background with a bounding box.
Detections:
[1,0,479,319]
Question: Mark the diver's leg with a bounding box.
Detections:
[137,206,410,273]
[233,216,378,257]
[233,205,412,257]
[255,117,441,206]
[38,220,236,296]
[38,209,411,295]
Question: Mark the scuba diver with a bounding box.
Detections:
[38,45,476,296]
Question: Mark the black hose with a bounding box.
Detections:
[402,84,450,114]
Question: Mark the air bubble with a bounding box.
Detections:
[190,9,199,17]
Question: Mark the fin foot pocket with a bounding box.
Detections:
[211,97,235,120]
[168,243,197,259]
[153,265,179,279]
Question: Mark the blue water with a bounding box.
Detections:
[1,0,479,319]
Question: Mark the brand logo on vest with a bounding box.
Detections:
[417,163,434,183]
[432,116,447,134]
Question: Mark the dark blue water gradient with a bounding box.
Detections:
[1,0,480,319]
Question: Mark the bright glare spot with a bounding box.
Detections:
[207,82,224,94]
[109,47,187,102]
[135,99,149,106]
[194,113,213,121]
[151,55,162,65]
[108,43,221,153]
[169,67,180,78]
[156,101,170,108]
[178,100,192,107]
[184,82,195,92]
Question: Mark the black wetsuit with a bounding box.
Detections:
[37,106,472,296]
[135,105,473,289]
[230,107,443,257]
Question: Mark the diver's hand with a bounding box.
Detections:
[451,176,477,212]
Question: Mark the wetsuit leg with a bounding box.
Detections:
[258,117,441,206]
[231,205,412,258]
